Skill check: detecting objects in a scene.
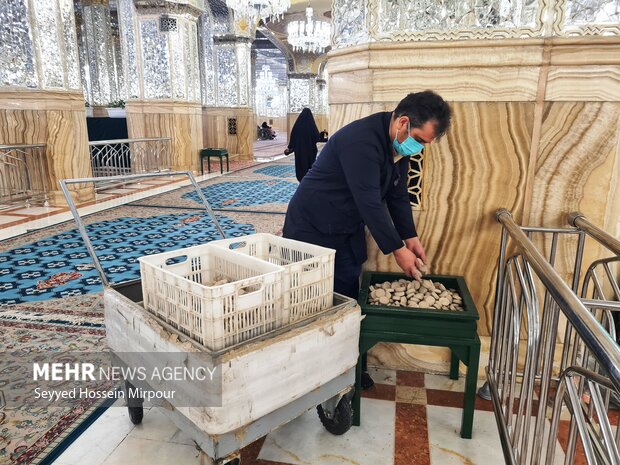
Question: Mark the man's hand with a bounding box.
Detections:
[404,237,428,273]
[393,246,422,280]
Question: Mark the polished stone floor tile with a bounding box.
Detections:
[395,385,428,404]
[50,371,514,465]
[257,398,395,465]
[368,366,397,385]
[101,437,200,465]
[360,382,396,401]
[395,403,430,465]
[397,369,425,387]
[427,405,503,464]
[54,404,136,465]
[128,408,195,446]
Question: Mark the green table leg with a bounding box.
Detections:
[361,352,368,372]
[226,155,229,172]
[353,354,362,427]
[207,156,211,173]
[450,350,460,380]
[219,157,223,174]
[460,341,480,439]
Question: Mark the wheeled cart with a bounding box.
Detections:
[106,281,360,465]
[60,172,363,465]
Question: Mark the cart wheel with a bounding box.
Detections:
[317,396,353,435]
[128,405,143,425]
[199,451,240,465]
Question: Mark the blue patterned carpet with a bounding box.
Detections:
[0,213,254,306]
[253,165,296,178]
[183,180,297,208]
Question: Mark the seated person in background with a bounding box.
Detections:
[319,129,329,142]
[261,121,276,139]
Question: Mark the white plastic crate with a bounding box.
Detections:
[139,243,284,351]
[210,233,335,323]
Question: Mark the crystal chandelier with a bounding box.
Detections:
[286,7,331,54]
[225,0,291,23]
[256,65,277,96]
[255,65,285,116]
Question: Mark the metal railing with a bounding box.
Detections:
[0,144,50,208]
[88,138,172,187]
[569,212,620,257]
[487,209,620,465]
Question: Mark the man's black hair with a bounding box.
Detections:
[394,90,452,138]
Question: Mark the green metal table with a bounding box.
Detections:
[200,148,229,174]
[354,272,480,439]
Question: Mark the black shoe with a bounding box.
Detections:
[361,371,375,390]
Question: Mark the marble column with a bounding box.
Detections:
[328,0,620,376]
[199,9,254,161]
[207,37,253,160]
[118,0,203,172]
[314,77,328,133]
[77,0,121,107]
[0,0,94,205]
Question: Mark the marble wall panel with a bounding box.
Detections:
[548,40,620,66]
[236,111,253,160]
[126,101,203,172]
[366,40,545,69]
[545,66,620,101]
[327,39,620,373]
[262,116,286,133]
[287,113,297,139]
[367,340,491,377]
[0,90,94,204]
[362,102,535,336]
[328,69,374,104]
[328,103,390,134]
[373,67,541,102]
[314,115,328,134]
[202,107,254,160]
[527,102,620,290]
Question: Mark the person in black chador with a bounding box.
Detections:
[284,108,320,182]
[283,90,451,388]
[260,121,276,139]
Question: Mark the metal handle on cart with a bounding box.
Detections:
[59,171,226,287]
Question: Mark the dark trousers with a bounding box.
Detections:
[334,245,369,372]
[334,245,362,300]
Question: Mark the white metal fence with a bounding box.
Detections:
[0,144,50,208]
[88,138,172,185]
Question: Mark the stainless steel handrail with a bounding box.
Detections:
[88,137,171,145]
[496,208,620,391]
[0,143,46,150]
[568,211,620,257]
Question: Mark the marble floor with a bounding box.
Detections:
[51,368,505,465]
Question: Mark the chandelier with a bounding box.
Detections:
[286,7,330,54]
[255,65,285,116]
[225,0,290,23]
[256,65,277,96]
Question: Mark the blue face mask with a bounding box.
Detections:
[392,121,424,156]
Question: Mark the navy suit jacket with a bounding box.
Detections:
[283,112,417,264]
